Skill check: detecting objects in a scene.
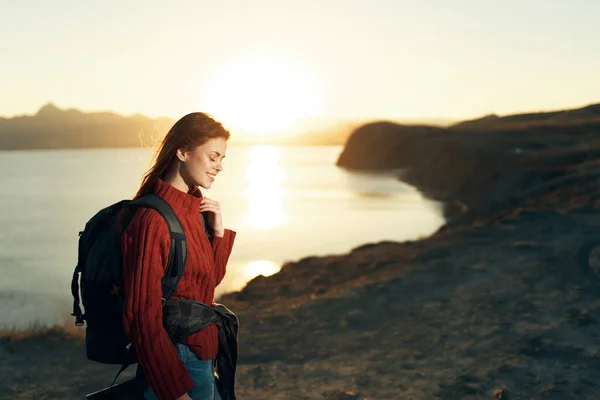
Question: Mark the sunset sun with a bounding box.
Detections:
[202,56,324,136]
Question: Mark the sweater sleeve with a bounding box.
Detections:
[212,228,236,286]
[121,210,194,400]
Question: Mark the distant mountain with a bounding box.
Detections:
[0,103,456,150]
[0,103,175,150]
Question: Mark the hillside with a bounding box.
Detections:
[336,103,600,226]
[451,103,600,131]
[4,197,600,399]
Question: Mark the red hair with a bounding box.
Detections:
[134,112,230,200]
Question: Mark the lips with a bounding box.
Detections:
[207,172,216,181]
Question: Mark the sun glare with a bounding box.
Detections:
[245,260,281,279]
[202,56,324,136]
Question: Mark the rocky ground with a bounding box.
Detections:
[3,204,600,399]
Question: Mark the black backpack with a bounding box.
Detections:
[71,193,205,367]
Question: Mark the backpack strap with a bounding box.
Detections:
[131,194,187,303]
[70,230,86,326]
[110,194,191,386]
[71,265,84,326]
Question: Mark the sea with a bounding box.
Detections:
[0,145,445,329]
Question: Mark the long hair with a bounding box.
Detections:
[134,112,230,200]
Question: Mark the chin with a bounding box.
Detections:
[198,178,213,190]
[185,175,210,190]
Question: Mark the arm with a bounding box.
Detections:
[212,228,236,286]
[121,210,194,400]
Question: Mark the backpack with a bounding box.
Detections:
[70,193,204,367]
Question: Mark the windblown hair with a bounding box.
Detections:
[134,112,230,200]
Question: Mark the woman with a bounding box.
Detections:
[120,112,236,400]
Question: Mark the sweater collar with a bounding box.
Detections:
[153,178,203,215]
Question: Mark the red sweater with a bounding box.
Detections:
[120,178,236,400]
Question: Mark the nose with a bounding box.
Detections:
[215,162,223,172]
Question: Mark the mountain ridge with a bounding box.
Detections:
[0,102,452,149]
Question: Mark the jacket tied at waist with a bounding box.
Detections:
[163,299,239,400]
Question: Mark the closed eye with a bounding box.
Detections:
[210,151,225,161]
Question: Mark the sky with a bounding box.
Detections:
[1,0,599,132]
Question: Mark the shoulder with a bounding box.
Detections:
[124,206,170,239]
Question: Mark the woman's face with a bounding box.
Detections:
[178,137,227,189]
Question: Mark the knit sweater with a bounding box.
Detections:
[120,178,236,400]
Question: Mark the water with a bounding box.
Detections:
[0,145,445,329]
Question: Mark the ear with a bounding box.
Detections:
[175,147,188,162]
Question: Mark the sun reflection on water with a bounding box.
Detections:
[242,145,288,229]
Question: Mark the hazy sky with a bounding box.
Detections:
[2,0,599,126]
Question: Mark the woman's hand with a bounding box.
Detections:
[199,197,224,237]
[175,394,192,400]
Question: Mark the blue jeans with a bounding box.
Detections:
[144,344,221,400]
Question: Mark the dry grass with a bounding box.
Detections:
[0,318,85,343]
